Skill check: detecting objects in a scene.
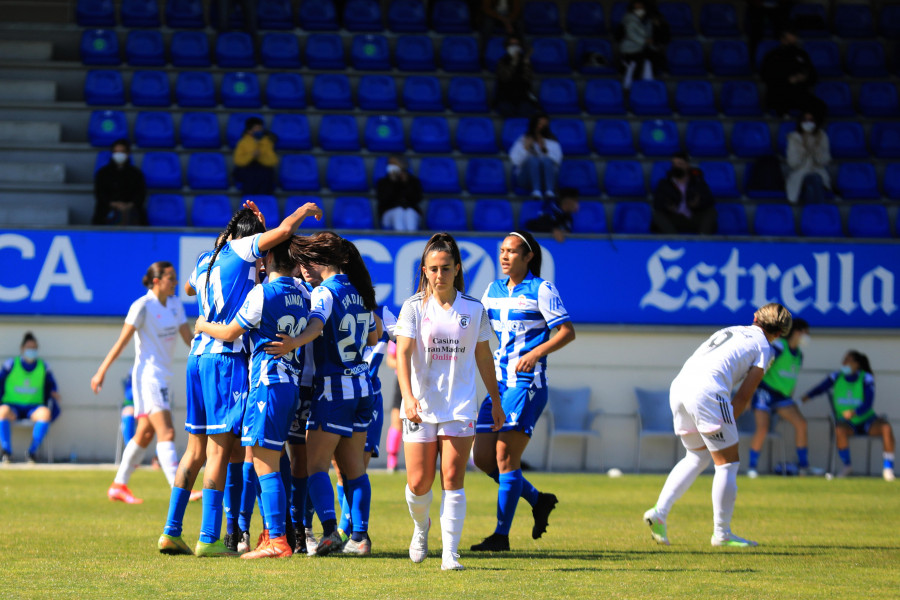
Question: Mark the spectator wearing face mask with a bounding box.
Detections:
[509,114,563,200]
[377,156,423,231]
[618,0,659,90]
[786,111,831,204]
[233,117,279,196]
[652,152,717,235]
[494,35,538,118]
[92,139,147,225]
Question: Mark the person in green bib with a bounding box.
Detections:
[747,318,811,478]
[802,350,895,481]
[0,332,61,463]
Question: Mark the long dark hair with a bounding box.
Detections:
[267,238,297,275]
[846,350,873,377]
[416,232,465,297]
[291,232,377,310]
[506,230,542,278]
[142,261,173,288]
[206,208,266,296]
[526,113,555,140]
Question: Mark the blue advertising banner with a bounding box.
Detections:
[1,229,898,328]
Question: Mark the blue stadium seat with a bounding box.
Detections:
[175,72,215,107]
[258,0,294,29]
[170,31,210,67]
[332,197,375,229]
[720,81,761,116]
[603,161,645,197]
[744,162,786,200]
[284,196,325,228]
[226,112,264,147]
[592,119,634,156]
[572,201,607,233]
[612,202,652,234]
[859,82,899,118]
[146,195,187,226]
[559,160,601,196]
[518,200,542,228]
[357,75,397,110]
[271,114,311,150]
[125,30,164,66]
[84,70,125,106]
[242,195,279,226]
[649,160,670,191]
[754,40,778,69]
[134,112,175,148]
[584,79,625,115]
[88,110,127,147]
[311,74,352,110]
[848,205,890,238]
[710,40,750,76]
[501,118,528,152]
[165,0,205,28]
[698,161,739,198]
[305,34,345,69]
[216,32,255,68]
[180,112,220,149]
[685,121,727,157]
[550,120,589,156]
[343,0,382,32]
[575,39,615,74]
[771,121,793,156]
[426,198,467,230]
[834,4,874,38]
[674,80,716,116]
[629,80,670,116]
[447,77,488,113]
[731,121,772,158]
[431,0,471,33]
[130,70,170,107]
[191,195,232,228]
[483,36,507,72]
[846,42,887,77]
[187,153,227,189]
[836,163,879,199]
[298,0,339,30]
[523,1,562,34]
[121,0,160,27]
[881,4,900,38]
[539,79,579,114]
[871,122,900,158]
[221,72,261,108]
[800,204,843,237]
[364,115,405,152]
[279,155,319,190]
[318,114,360,151]
[659,2,695,36]
[715,203,749,235]
[790,3,827,37]
[81,30,120,66]
[700,3,739,37]
[388,0,427,32]
[466,159,507,194]
[885,164,900,200]
[327,156,368,192]
[77,0,115,26]
[814,82,853,117]
[142,152,183,189]
[828,122,867,159]
[418,157,460,193]
[753,204,796,236]
[440,36,480,72]
[351,34,390,70]
[410,116,451,153]
[372,156,392,181]
[267,72,306,109]
[472,200,514,232]
[261,33,301,68]
[403,76,443,111]
[456,117,497,153]
[395,35,436,71]
[566,1,606,35]
[803,40,841,77]
[666,41,705,76]
[639,120,681,157]
[530,38,570,74]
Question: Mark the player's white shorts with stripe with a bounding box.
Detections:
[670,382,738,452]
[132,369,171,418]
[402,418,474,443]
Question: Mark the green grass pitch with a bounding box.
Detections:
[1,468,898,599]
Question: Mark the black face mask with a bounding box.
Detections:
[540,127,551,137]
[671,167,686,179]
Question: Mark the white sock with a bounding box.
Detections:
[623,61,636,90]
[440,489,466,557]
[884,452,895,461]
[114,440,147,485]
[406,484,432,529]
[712,462,740,539]
[156,441,179,487]
[641,60,653,80]
[656,449,710,520]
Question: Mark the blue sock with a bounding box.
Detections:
[521,476,539,507]
[796,447,809,469]
[347,474,371,541]
[0,420,11,453]
[303,493,315,529]
[163,487,192,537]
[199,489,225,544]
[290,476,308,528]
[748,449,760,469]
[259,472,286,538]
[28,422,50,454]
[496,470,524,536]
[337,483,351,533]
[121,415,136,445]
[308,471,336,535]
[487,469,500,483]
[224,462,242,535]
[884,453,895,470]
[838,448,851,466]
[238,462,258,532]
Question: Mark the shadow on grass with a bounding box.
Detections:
[791,545,900,551]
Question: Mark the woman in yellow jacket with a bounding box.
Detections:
[233,117,278,195]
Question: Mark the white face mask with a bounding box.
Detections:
[507,45,522,57]
[386,164,402,177]
[112,152,128,164]
[801,121,816,133]
[840,364,853,375]
[634,8,646,18]
[797,333,811,348]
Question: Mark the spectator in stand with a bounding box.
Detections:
[746,0,792,64]
[524,187,580,243]
[509,114,563,200]
[786,111,831,204]
[494,35,538,118]
[233,117,278,196]
[479,0,523,53]
[377,156,423,232]
[93,139,147,226]
[652,152,717,235]
[760,28,826,118]
[618,1,667,90]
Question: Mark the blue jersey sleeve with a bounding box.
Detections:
[805,372,839,398]
[857,373,876,417]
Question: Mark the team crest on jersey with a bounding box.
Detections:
[517,294,528,308]
[459,314,470,328]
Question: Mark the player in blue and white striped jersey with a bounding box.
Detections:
[471,230,576,552]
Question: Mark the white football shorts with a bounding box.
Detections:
[401,418,475,443]
[133,373,171,418]
[670,383,738,452]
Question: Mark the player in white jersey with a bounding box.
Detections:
[643,303,792,548]
[395,233,504,571]
[91,262,193,504]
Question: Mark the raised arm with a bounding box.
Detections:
[256,201,323,252]
[90,324,137,394]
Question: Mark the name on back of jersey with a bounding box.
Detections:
[342,293,365,309]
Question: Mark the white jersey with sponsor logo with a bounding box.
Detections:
[395,291,493,423]
[125,289,187,384]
